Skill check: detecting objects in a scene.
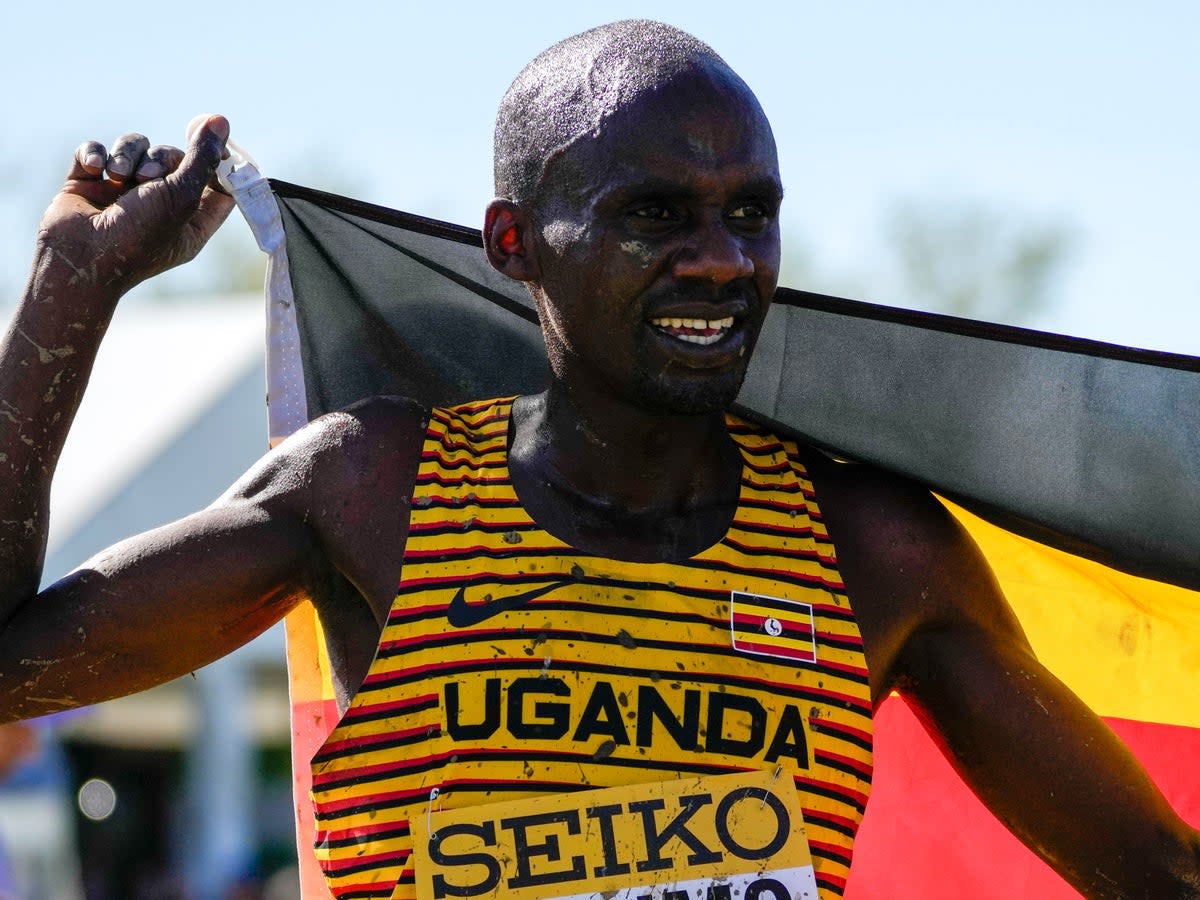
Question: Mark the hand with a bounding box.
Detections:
[35,114,235,296]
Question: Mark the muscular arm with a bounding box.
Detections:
[901,608,1199,898]
[809,454,1200,898]
[0,444,322,717]
[0,120,425,720]
[0,397,425,720]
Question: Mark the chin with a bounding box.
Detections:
[630,369,746,415]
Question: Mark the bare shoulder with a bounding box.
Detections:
[228,394,429,619]
[803,449,966,584]
[220,394,430,704]
[801,447,1024,699]
[274,393,427,473]
[230,395,427,502]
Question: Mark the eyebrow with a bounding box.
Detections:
[737,176,785,202]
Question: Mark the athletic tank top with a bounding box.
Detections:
[312,398,873,900]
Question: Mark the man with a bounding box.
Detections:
[0,20,1196,900]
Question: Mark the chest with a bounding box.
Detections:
[382,537,872,772]
[313,404,876,899]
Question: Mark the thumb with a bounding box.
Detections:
[165,114,230,210]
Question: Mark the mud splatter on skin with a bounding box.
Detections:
[618,239,654,268]
[14,328,75,365]
[21,696,76,709]
[42,370,65,403]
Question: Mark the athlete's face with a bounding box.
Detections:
[529,70,783,414]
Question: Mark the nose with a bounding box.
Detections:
[671,215,754,284]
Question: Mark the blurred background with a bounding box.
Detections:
[0,1,1195,897]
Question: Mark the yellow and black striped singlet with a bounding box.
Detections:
[312,398,873,900]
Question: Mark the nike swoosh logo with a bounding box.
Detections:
[446,580,573,628]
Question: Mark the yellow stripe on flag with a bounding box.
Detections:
[943,498,1200,728]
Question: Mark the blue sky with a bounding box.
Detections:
[2,1,1196,353]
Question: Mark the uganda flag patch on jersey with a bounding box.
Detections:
[730,591,818,664]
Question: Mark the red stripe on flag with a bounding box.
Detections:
[733,637,817,663]
[846,698,1200,899]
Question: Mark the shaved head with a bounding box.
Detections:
[494,20,765,205]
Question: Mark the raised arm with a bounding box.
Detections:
[811,459,1200,898]
[0,120,423,720]
[0,116,234,619]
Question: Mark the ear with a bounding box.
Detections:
[484,199,541,282]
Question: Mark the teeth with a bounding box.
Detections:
[649,316,736,330]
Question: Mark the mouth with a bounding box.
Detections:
[648,315,737,346]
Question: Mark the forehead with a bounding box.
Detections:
[541,70,780,207]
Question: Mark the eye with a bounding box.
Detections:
[630,204,678,221]
[727,203,767,221]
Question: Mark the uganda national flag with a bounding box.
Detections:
[227,170,1200,898]
[729,591,819,665]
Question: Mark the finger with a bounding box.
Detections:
[163,115,230,212]
[190,184,237,239]
[135,144,185,183]
[173,184,237,263]
[69,141,108,180]
[185,113,232,162]
[106,132,150,184]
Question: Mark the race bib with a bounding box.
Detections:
[411,770,817,900]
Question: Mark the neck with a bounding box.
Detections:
[507,379,743,562]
